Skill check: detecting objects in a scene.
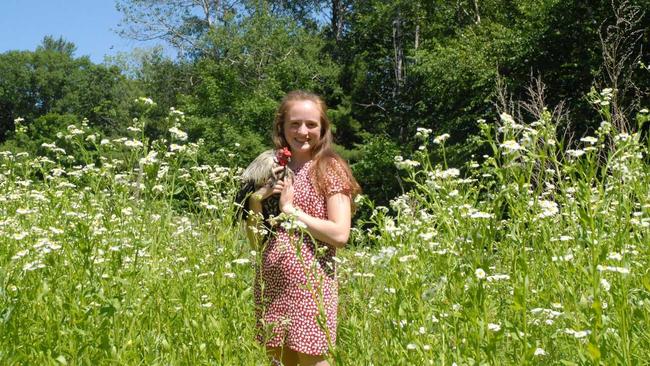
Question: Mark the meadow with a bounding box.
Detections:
[1,92,649,365]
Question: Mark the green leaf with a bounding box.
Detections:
[586,342,601,361]
[642,274,650,292]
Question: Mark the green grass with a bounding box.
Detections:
[1,99,649,365]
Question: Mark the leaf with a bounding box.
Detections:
[56,355,68,365]
[586,342,601,361]
[642,274,650,292]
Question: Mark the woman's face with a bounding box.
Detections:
[283,100,322,159]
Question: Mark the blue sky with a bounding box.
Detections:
[0,0,167,63]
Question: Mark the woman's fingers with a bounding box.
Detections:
[272,166,285,175]
[281,177,293,195]
[272,180,284,194]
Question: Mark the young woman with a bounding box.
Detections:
[246,91,360,366]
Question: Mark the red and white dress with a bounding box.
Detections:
[254,159,349,355]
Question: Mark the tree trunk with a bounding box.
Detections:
[331,0,345,42]
[393,14,405,96]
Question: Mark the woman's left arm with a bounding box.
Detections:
[279,179,351,248]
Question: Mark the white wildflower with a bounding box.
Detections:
[500,113,515,125]
[139,151,158,166]
[486,274,510,282]
[433,133,450,144]
[596,265,630,274]
[398,254,417,263]
[395,159,420,170]
[136,97,155,105]
[170,144,186,152]
[564,329,591,339]
[530,199,559,219]
[124,139,143,148]
[475,268,486,280]
[169,107,184,116]
[470,211,494,219]
[580,136,598,144]
[280,220,307,231]
[169,126,188,141]
[600,278,611,292]
[434,168,460,179]
[566,149,586,158]
[607,252,623,261]
[500,140,524,153]
[487,323,501,332]
[232,258,251,265]
[415,127,432,139]
[11,249,29,260]
[551,253,574,262]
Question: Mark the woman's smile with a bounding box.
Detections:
[283,100,321,160]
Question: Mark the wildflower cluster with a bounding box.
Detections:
[1,95,648,365]
[346,98,649,364]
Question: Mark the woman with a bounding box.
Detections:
[246,91,360,366]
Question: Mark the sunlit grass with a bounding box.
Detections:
[1,95,649,364]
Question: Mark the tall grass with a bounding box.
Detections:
[1,94,648,365]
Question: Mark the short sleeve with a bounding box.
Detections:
[324,159,351,197]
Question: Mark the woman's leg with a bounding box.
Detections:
[267,347,299,366]
[297,352,330,366]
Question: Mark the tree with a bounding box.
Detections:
[115,0,247,57]
[183,11,341,165]
[37,35,77,56]
[0,37,136,141]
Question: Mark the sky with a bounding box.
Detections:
[0,0,168,63]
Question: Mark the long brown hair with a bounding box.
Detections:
[272,90,361,202]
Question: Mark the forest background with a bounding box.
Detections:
[1,0,650,208]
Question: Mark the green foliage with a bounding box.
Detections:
[181,11,343,164]
[351,135,403,206]
[0,37,138,141]
[186,115,267,168]
[24,113,79,151]
[3,0,650,216]
[1,99,649,364]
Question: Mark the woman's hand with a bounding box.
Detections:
[251,166,286,202]
[275,173,352,248]
[279,175,295,214]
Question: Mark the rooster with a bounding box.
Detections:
[236,147,293,227]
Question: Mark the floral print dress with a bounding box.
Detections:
[254,160,349,356]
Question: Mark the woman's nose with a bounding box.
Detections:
[297,123,308,134]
